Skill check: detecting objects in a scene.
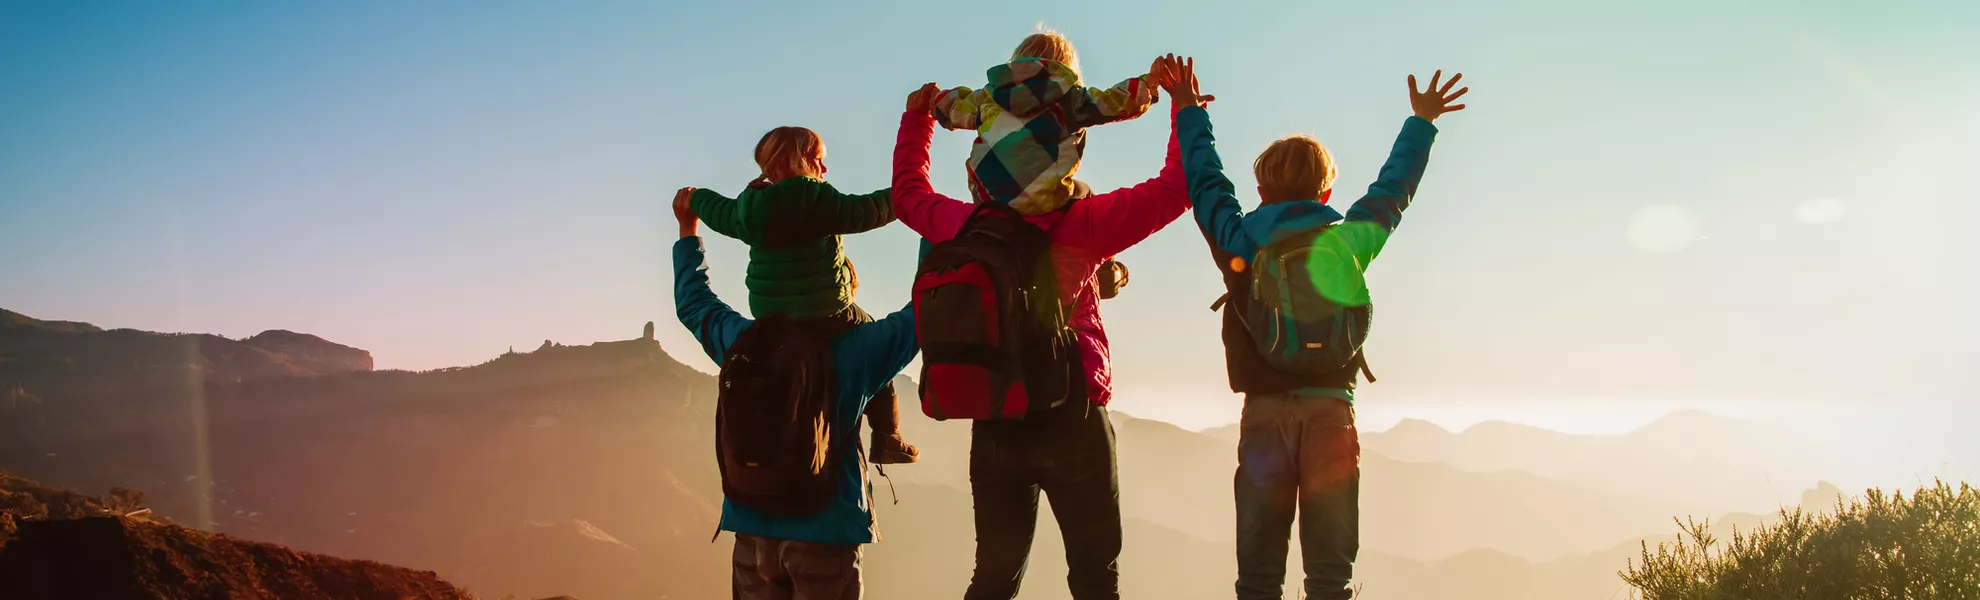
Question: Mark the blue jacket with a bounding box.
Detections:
[1177,105,1438,398]
[672,237,919,545]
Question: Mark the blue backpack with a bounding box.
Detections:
[1226,226,1375,379]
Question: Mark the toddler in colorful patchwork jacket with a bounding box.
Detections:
[931,28,1162,215]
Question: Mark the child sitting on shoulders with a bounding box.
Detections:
[931,27,1162,215]
[676,126,919,463]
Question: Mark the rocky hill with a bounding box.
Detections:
[0,469,476,600]
[241,329,374,373]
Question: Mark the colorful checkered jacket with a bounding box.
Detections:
[932,58,1159,215]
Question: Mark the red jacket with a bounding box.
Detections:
[891,106,1189,406]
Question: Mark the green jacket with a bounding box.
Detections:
[690,177,894,319]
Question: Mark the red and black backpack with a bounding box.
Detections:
[911,201,1083,420]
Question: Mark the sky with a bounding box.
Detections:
[3,0,1978,442]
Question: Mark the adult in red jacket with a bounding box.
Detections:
[893,76,1194,600]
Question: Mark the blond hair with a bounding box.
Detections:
[845,259,859,299]
[1253,136,1338,203]
[1011,26,1080,77]
[752,126,825,185]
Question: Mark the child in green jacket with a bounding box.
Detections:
[676,125,918,464]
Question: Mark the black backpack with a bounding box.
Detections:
[714,316,843,516]
[912,201,1083,420]
[1229,226,1374,379]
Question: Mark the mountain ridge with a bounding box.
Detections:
[0,307,1845,599]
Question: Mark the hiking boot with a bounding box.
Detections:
[870,432,920,464]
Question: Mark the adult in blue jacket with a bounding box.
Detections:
[670,196,920,600]
[1160,55,1468,600]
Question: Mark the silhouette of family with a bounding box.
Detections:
[671,28,1467,600]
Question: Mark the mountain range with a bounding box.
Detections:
[0,308,1844,599]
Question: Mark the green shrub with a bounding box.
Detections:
[1624,480,1980,600]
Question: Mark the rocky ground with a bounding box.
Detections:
[0,469,479,600]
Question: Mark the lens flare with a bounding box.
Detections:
[1626,205,1701,253]
[1795,197,1848,224]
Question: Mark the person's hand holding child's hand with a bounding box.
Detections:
[673,187,698,239]
[906,82,939,115]
[1407,70,1468,123]
[1143,56,1164,104]
[1155,54,1215,109]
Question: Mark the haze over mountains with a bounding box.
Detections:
[0,308,1887,599]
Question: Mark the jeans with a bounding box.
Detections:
[732,533,863,600]
[1233,393,1360,600]
[964,402,1122,600]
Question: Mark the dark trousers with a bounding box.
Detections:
[815,304,903,437]
[964,402,1123,600]
[732,533,863,600]
[1233,393,1360,600]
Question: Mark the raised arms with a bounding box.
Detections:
[1336,71,1467,265]
[1159,55,1255,260]
[670,192,750,363]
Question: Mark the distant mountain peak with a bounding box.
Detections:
[2,309,375,392]
[0,308,103,333]
[1386,418,1454,437]
[240,329,373,374]
[1458,419,1594,442]
[1627,409,1747,440]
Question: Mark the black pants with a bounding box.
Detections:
[963,401,1122,600]
[1233,393,1359,600]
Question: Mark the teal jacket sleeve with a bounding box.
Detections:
[1337,117,1438,264]
[833,303,920,403]
[832,240,926,399]
[672,237,752,364]
[1177,106,1259,259]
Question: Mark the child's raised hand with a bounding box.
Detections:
[1407,70,1468,123]
[1156,54,1215,109]
[673,187,699,238]
[906,82,939,114]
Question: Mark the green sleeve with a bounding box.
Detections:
[689,188,760,244]
[1326,221,1394,273]
[1340,116,1438,266]
[763,183,896,243]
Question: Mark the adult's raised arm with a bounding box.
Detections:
[672,236,752,365]
[1055,103,1192,260]
[892,83,975,243]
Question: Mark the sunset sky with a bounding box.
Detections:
[3,0,1976,450]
